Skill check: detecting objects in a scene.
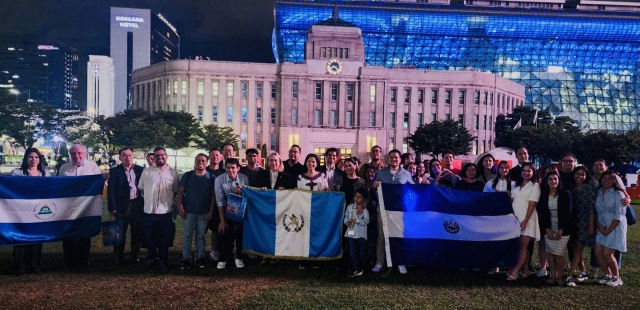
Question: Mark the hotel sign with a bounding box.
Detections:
[116,16,144,28]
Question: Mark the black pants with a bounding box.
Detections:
[13,244,42,273]
[114,199,144,258]
[220,220,243,263]
[144,212,173,263]
[63,238,91,267]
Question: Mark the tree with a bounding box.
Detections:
[154,111,200,150]
[195,124,239,151]
[261,143,268,159]
[407,119,476,158]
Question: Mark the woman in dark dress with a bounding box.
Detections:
[10,148,51,275]
[454,163,485,192]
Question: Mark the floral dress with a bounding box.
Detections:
[571,183,596,246]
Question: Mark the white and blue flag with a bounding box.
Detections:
[0,175,104,246]
[242,187,345,260]
[379,184,520,268]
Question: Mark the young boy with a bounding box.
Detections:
[344,188,370,277]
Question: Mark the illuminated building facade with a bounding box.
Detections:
[87,56,115,118]
[274,0,640,131]
[110,7,179,113]
[0,38,79,109]
[132,13,524,161]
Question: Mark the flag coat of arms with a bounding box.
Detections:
[0,175,104,246]
[379,184,521,268]
[242,187,345,260]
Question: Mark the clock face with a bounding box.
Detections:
[326,58,342,75]
[92,65,102,76]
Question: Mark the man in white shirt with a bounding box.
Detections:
[138,147,179,272]
[58,144,101,268]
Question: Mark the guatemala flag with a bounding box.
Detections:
[242,187,345,260]
[0,175,104,246]
[379,184,520,268]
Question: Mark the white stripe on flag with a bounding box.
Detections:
[386,211,521,241]
[0,196,102,224]
[274,190,312,257]
[377,186,393,267]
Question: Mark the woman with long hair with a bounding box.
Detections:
[537,170,572,285]
[10,148,51,275]
[252,152,293,191]
[594,170,627,287]
[413,161,429,184]
[483,161,513,274]
[296,154,329,192]
[566,166,597,286]
[507,162,541,281]
[477,154,497,184]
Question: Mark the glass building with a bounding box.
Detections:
[0,39,79,109]
[273,0,640,131]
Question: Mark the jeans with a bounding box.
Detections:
[349,238,367,272]
[144,212,173,263]
[183,213,208,260]
[220,219,244,263]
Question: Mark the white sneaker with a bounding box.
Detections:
[210,251,220,261]
[372,264,382,273]
[576,272,588,282]
[217,262,226,269]
[235,259,245,268]
[536,269,548,277]
[565,276,576,287]
[488,268,500,275]
[598,274,612,284]
[606,277,623,287]
[398,265,407,274]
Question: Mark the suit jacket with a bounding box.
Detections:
[252,170,294,190]
[108,164,144,214]
[317,165,345,191]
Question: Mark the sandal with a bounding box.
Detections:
[507,274,517,281]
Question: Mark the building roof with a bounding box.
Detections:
[313,5,357,28]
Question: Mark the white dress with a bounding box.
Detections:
[296,173,329,191]
[511,181,541,240]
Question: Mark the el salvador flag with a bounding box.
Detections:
[242,187,345,260]
[379,184,520,269]
[0,175,104,246]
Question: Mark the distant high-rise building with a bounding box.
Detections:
[110,7,179,113]
[0,38,79,109]
[87,56,115,118]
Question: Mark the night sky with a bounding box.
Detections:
[0,0,277,63]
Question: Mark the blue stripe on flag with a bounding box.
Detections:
[0,216,101,246]
[381,184,512,216]
[0,175,104,199]
[242,187,276,256]
[309,191,344,258]
[389,237,519,268]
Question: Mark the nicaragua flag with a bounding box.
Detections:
[242,187,345,260]
[0,175,104,246]
[379,184,520,269]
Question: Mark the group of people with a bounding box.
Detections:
[8,143,631,287]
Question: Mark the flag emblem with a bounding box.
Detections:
[33,200,58,220]
[443,219,460,234]
[282,214,305,232]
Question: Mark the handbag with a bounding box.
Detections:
[627,206,637,226]
[101,220,124,246]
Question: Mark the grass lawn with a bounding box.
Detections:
[0,203,639,309]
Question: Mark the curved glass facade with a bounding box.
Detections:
[274,1,640,131]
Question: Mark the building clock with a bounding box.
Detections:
[326,58,342,75]
[92,65,102,76]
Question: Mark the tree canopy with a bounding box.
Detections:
[408,119,476,159]
[195,124,239,151]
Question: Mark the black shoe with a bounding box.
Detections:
[195,258,206,269]
[146,260,156,271]
[181,259,191,270]
[159,261,169,273]
[129,254,140,263]
[115,257,125,264]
